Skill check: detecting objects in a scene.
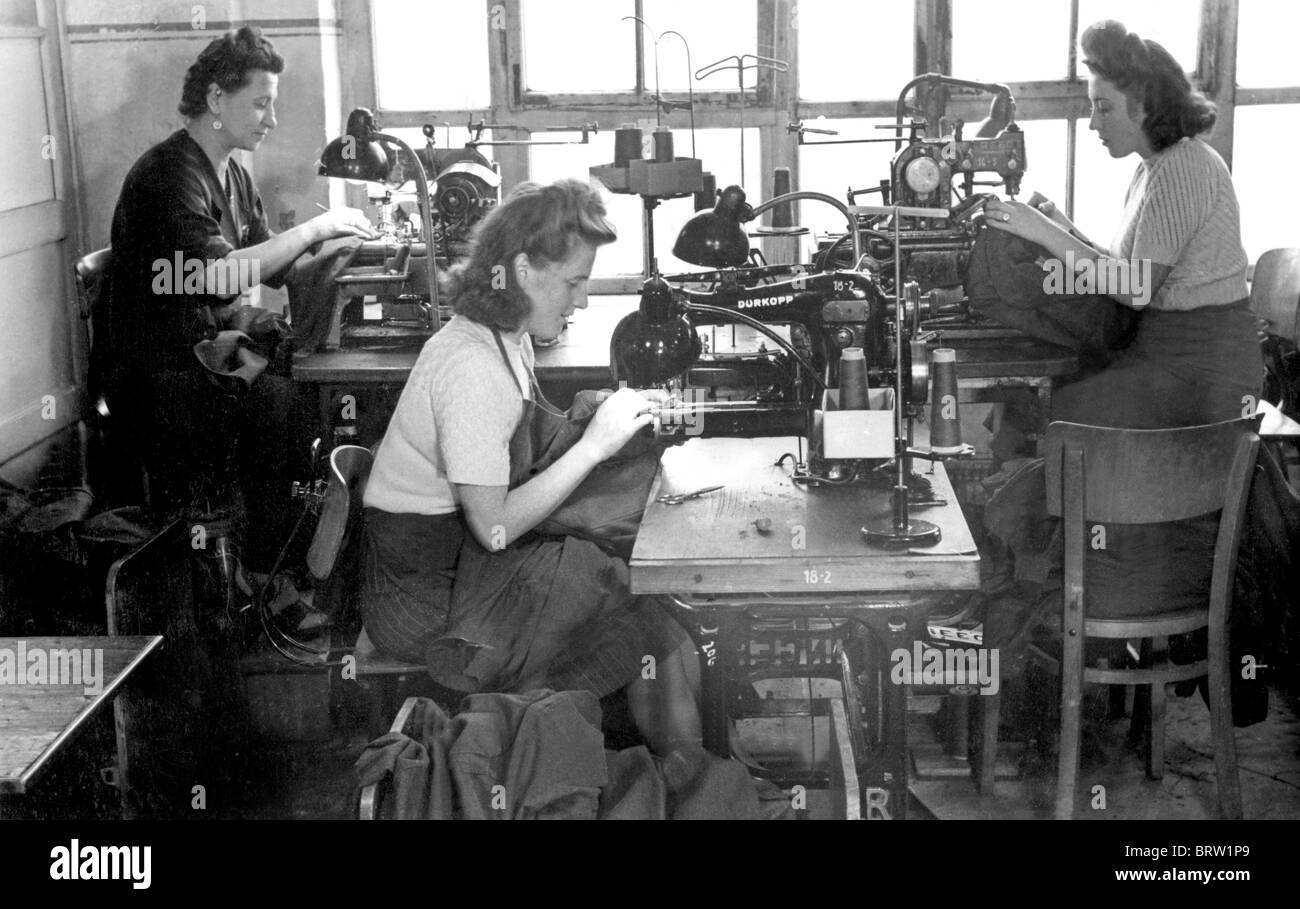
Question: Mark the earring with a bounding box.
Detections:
[213,119,223,131]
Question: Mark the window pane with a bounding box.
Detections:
[1234,105,1300,263]
[654,127,761,273]
[1014,120,1068,211]
[642,0,759,93]
[1076,0,1200,73]
[524,0,636,92]
[530,127,758,275]
[1071,118,1139,249]
[796,118,898,257]
[799,2,913,101]
[374,0,490,110]
[952,0,1070,83]
[530,130,644,274]
[1237,0,1300,88]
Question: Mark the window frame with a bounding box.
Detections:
[352,0,1290,276]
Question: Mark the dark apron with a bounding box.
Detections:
[424,329,686,697]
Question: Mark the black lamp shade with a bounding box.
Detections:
[318,108,393,182]
[610,274,701,385]
[672,184,753,268]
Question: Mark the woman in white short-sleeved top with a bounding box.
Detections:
[361,179,703,761]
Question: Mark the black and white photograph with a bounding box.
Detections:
[0,0,1297,879]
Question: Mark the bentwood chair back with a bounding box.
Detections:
[1042,418,1258,819]
[1251,248,1300,344]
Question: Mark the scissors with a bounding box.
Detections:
[656,485,725,505]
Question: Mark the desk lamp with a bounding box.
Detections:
[318,108,440,323]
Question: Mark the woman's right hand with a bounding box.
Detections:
[307,207,379,243]
[578,387,657,463]
[1026,192,1074,231]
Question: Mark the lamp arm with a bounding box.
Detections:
[374,131,440,325]
[683,301,827,392]
[748,191,862,267]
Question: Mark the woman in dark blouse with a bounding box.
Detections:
[98,26,373,560]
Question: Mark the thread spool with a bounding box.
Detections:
[771,167,793,228]
[653,126,674,163]
[614,124,643,167]
[695,172,718,211]
[838,347,869,410]
[929,348,963,453]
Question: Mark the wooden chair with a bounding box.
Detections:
[1250,248,1300,346]
[1026,419,1258,819]
[309,445,427,726]
[357,695,421,820]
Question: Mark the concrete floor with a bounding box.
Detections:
[911,687,1300,820]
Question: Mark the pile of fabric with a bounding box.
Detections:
[354,689,793,820]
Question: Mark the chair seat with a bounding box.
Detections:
[1083,608,1210,639]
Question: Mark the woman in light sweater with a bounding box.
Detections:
[985,19,1262,428]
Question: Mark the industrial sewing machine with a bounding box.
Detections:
[318,114,598,348]
[608,75,1035,542]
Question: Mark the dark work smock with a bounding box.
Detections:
[97,129,282,383]
[362,330,688,698]
[94,130,302,550]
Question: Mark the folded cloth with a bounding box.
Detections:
[284,236,365,356]
[193,330,267,389]
[963,227,1139,370]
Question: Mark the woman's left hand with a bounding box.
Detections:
[983,197,1056,246]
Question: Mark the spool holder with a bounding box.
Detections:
[857,203,966,548]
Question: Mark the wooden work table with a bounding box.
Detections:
[0,635,162,812]
[629,436,981,819]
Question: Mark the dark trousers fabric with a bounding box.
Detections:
[107,367,310,571]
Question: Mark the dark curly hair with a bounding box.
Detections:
[447,179,617,331]
[1081,20,1216,151]
[178,26,284,119]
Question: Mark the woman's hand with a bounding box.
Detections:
[982,197,1058,246]
[306,207,379,243]
[578,387,657,463]
[1025,191,1074,230]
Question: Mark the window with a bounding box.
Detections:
[952,0,1072,83]
[1232,105,1300,262]
[1014,119,1068,211]
[1076,0,1200,73]
[365,0,1280,268]
[1237,0,1300,88]
[798,2,913,102]
[531,126,759,275]
[373,0,490,111]
[1071,118,1135,247]
[642,0,759,92]
[795,118,898,248]
[523,0,636,92]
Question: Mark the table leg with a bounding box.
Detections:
[854,614,915,820]
[680,608,742,756]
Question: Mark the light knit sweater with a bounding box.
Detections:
[1110,136,1249,311]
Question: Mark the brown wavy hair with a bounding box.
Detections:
[179,26,284,119]
[447,179,617,331]
[1081,20,1216,151]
